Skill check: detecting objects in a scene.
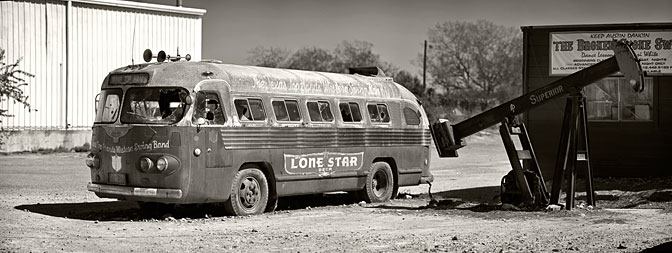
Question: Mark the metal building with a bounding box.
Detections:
[0,0,205,152]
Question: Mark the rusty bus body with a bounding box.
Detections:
[86,60,433,215]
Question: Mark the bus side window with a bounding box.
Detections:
[286,100,301,121]
[367,104,380,122]
[339,103,353,122]
[377,104,390,123]
[368,103,389,123]
[307,101,333,122]
[193,92,225,125]
[273,99,301,122]
[349,102,362,122]
[272,100,290,121]
[403,107,421,125]
[249,99,266,120]
[339,102,362,123]
[235,98,266,121]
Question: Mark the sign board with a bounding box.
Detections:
[550,31,672,75]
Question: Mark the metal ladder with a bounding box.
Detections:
[499,117,550,206]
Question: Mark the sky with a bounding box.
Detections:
[141,0,672,74]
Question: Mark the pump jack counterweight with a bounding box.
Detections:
[431,40,644,209]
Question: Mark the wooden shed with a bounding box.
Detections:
[521,23,672,178]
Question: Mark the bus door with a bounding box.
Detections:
[191,81,232,200]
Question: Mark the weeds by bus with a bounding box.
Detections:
[86,54,433,216]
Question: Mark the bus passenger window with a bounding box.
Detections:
[367,104,380,122]
[368,103,389,123]
[403,107,421,125]
[377,104,390,122]
[272,101,290,121]
[307,101,333,122]
[350,103,362,122]
[273,100,301,122]
[339,103,353,122]
[249,99,266,120]
[339,102,362,123]
[286,100,301,121]
[234,99,251,120]
[235,98,265,121]
[319,101,333,121]
[193,92,225,125]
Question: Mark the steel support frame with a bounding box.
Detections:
[550,90,596,210]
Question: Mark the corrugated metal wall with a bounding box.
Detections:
[1,0,203,130]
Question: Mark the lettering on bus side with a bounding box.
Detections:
[284,152,364,176]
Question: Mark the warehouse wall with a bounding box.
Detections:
[1,0,203,130]
[0,0,204,151]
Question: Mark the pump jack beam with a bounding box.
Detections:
[433,41,644,155]
[431,40,644,208]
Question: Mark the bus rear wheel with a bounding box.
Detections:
[224,167,269,216]
[360,161,394,203]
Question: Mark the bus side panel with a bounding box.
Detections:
[271,146,368,197]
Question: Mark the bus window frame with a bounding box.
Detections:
[94,88,123,124]
[367,102,391,125]
[192,91,227,126]
[338,100,363,125]
[305,99,335,124]
[234,97,268,123]
[271,98,303,124]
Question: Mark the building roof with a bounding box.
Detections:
[64,0,206,16]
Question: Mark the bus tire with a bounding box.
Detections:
[361,161,394,203]
[224,167,269,216]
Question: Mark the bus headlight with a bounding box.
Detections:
[139,157,154,172]
[156,157,168,171]
[86,153,100,169]
[156,155,180,174]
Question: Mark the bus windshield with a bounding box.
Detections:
[120,87,189,124]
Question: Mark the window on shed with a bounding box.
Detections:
[403,107,421,125]
[235,98,266,121]
[585,78,653,122]
[339,102,362,122]
[307,101,333,122]
[273,99,301,122]
[368,103,390,123]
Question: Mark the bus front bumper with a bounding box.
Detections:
[87,183,183,199]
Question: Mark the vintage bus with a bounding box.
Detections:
[86,54,433,216]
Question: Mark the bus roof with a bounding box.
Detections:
[108,61,418,101]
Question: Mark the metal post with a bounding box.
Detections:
[423,40,427,90]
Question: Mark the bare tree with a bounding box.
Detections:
[425,20,522,111]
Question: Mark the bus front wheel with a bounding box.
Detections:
[361,161,394,203]
[224,167,269,216]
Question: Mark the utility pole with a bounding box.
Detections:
[423,40,427,90]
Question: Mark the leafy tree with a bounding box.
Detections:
[424,20,522,111]
[246,46,291,68]
[1,48,34,145]
[331,40,382,73]
[285,47,334,72]
[246,40,396,76]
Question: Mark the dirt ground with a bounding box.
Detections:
[1,133,671,252]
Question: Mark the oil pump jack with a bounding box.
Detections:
[430,40,645,210]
